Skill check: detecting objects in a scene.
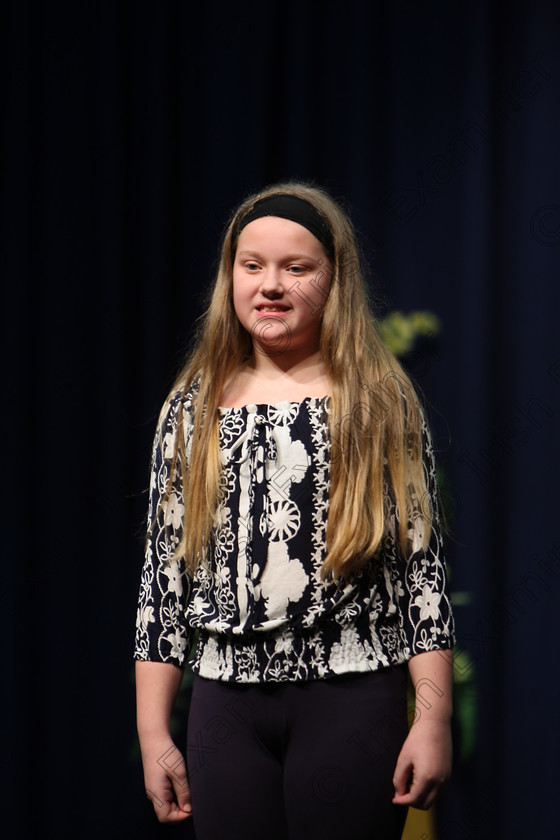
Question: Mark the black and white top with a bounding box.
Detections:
[134,382,455,683]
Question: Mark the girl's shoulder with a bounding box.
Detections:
[157,378,200,431]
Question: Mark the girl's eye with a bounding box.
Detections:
[288,265,306,274]
[246,262,260,271]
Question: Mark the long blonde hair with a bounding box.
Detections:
[158,181,431,579]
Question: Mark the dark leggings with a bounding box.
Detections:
[186,667,409,840]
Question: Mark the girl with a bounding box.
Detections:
[134,182,455,839]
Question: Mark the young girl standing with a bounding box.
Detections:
[134,183,455,839]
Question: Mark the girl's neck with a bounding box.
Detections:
[221,350,331,407]
[247,347,325,380]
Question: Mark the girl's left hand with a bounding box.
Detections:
[392,718,452,810]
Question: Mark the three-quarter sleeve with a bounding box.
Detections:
[398,416,455,656]
[134,392,193,668]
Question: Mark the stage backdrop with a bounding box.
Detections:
[2,1,559,838]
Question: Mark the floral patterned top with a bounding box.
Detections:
[134,382,455,683]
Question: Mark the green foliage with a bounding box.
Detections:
[377,310,441,357]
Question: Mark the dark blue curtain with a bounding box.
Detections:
[2,1,559,837]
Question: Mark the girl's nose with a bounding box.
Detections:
[259,268,284,293]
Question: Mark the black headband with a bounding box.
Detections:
[234,194,334,257]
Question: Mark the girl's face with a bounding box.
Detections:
[232,216,331,358]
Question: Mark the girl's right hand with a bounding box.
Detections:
[140,736,192,822]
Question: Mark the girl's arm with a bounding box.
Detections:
[392,649,453,809]
[135,660,192,822]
